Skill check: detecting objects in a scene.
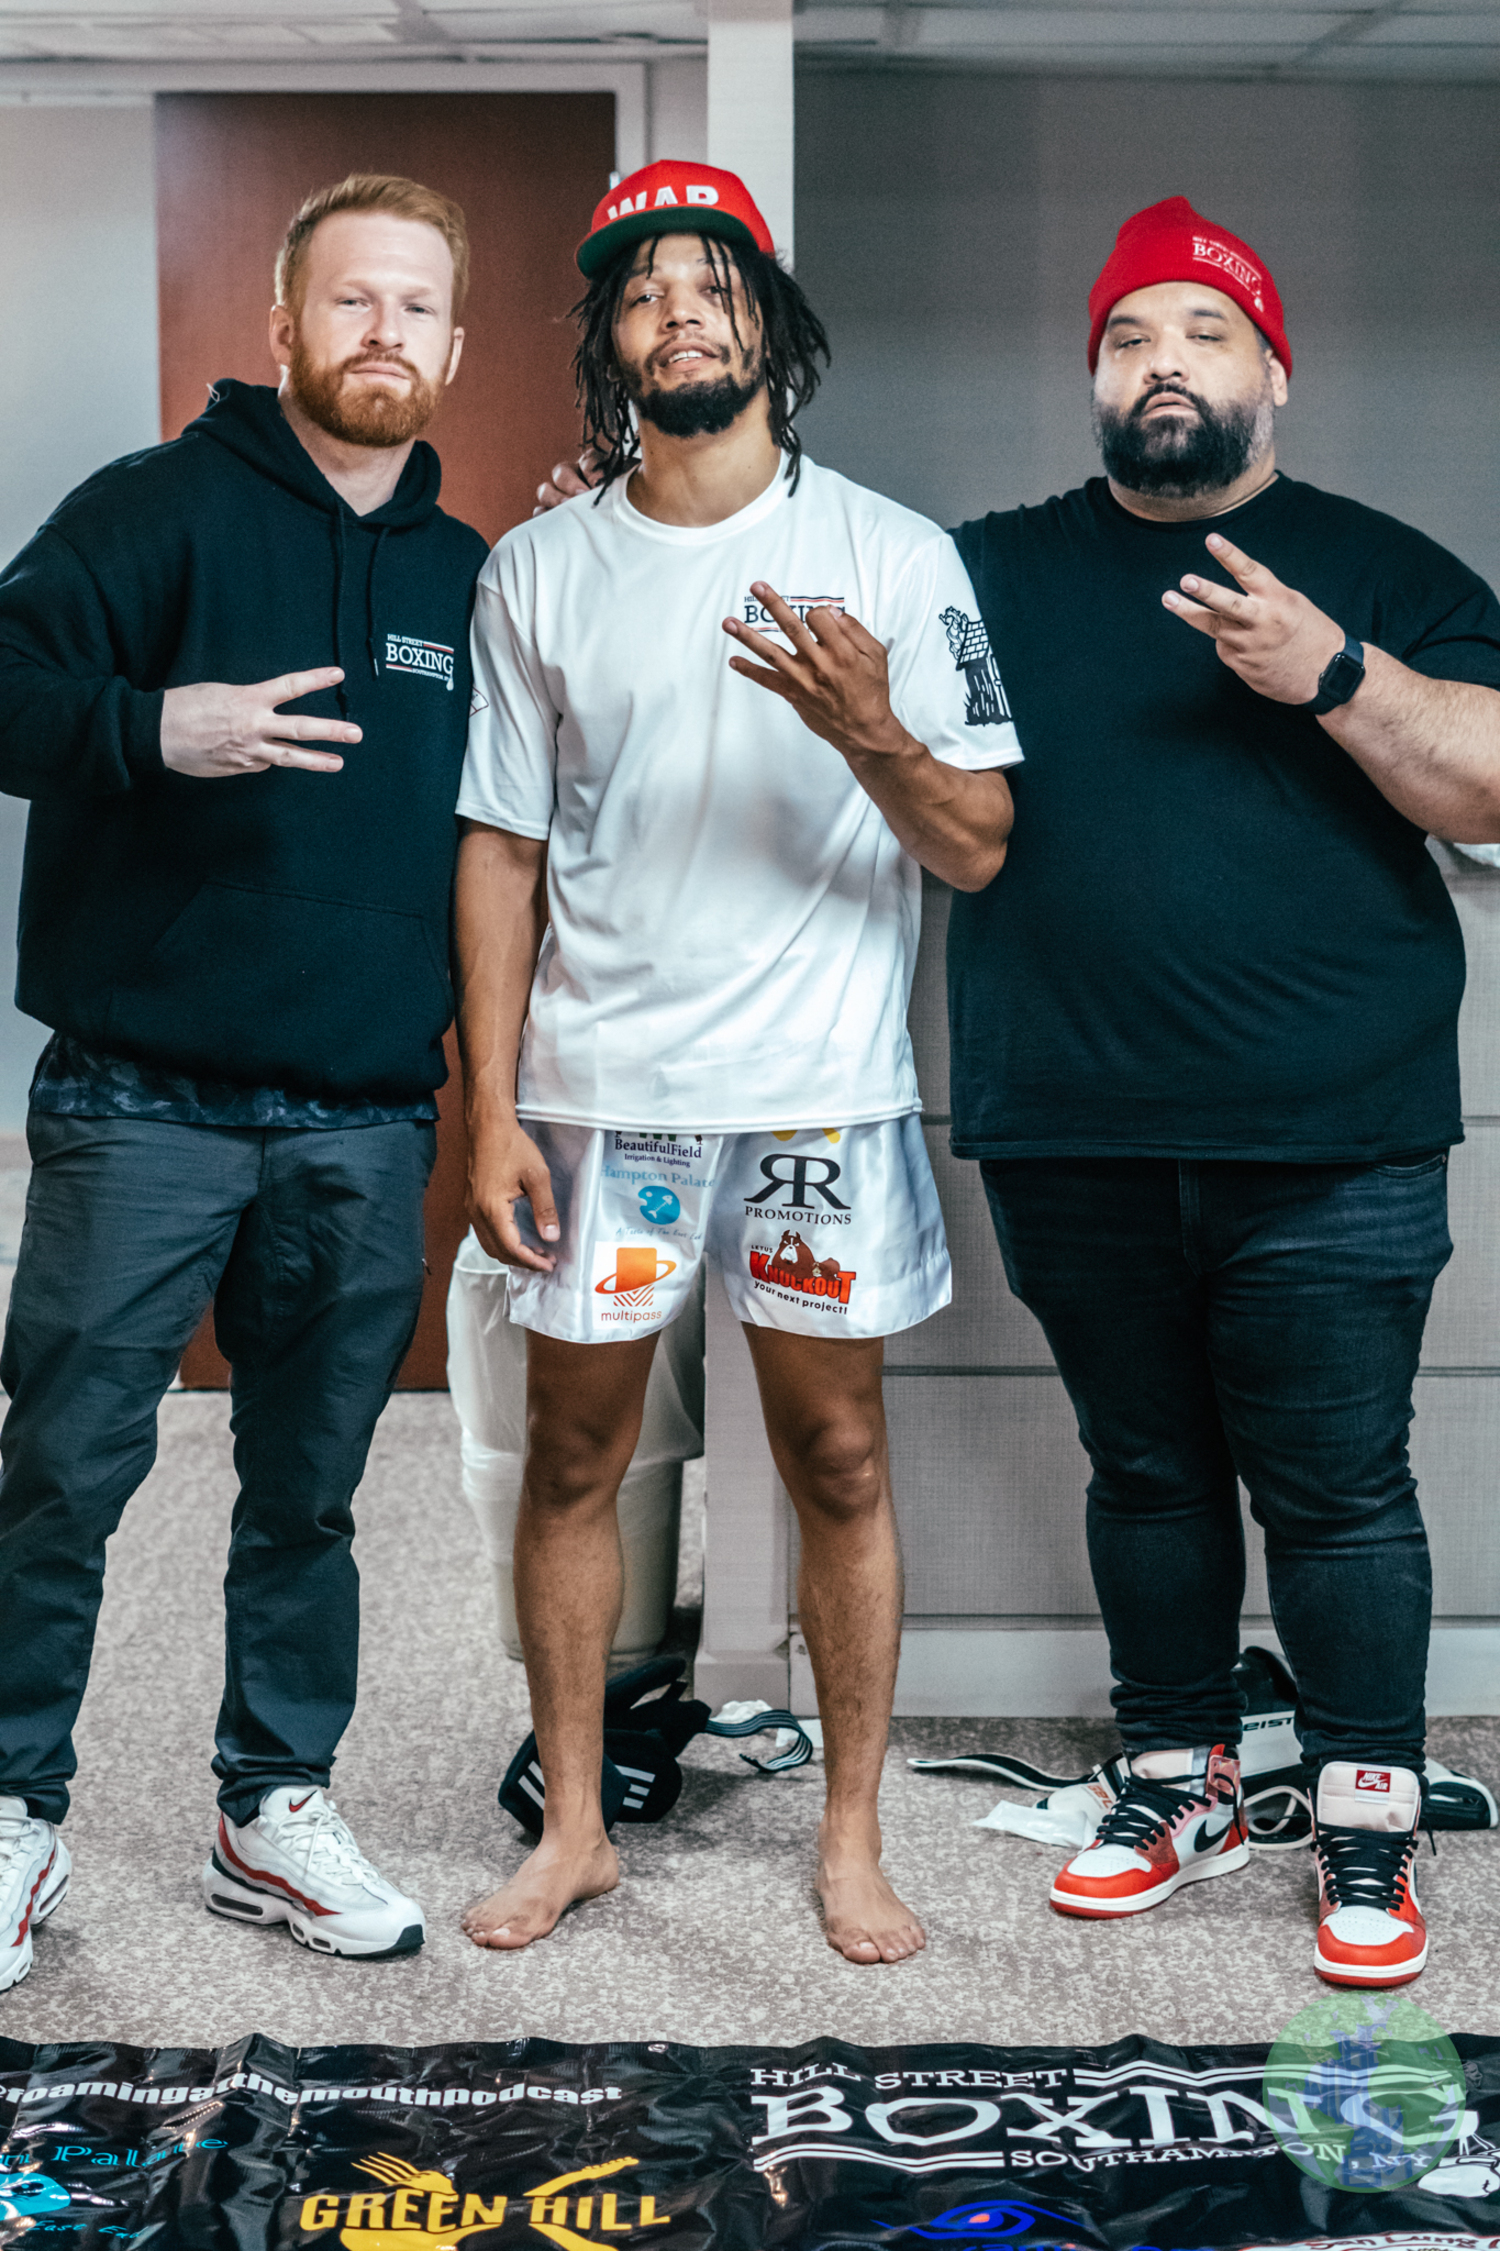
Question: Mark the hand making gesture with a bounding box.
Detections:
[723,581,910,762]
[1162,531,1344,704]
[719,579,1012,892]
[1162,526,1500,840]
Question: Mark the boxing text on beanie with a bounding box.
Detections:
[1087,195,1290,377]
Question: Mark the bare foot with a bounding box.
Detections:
[815,1820,926,1965]
[462,1832,619,1951]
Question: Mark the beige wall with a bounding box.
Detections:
[0,104,159,1124]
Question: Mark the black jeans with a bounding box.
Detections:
[981,1154,1451,1773]
[0,1111,434,1825]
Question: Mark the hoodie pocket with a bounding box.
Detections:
[106,881,452,1098]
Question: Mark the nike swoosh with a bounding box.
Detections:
[1199,1813,1235,1847]
[288,1794,314,1813]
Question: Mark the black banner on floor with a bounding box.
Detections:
[3,2033,1499,2250]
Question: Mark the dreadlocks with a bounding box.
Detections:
[571,233,830,490]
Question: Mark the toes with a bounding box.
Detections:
[829,1930,881,1963]
[467,1921,537,1951]
[827,1925,924,1964]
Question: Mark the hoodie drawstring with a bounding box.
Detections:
[366,525,389,682]
[330,513,350,720]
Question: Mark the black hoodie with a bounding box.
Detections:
[0,380,489,1101]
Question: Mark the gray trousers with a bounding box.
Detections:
[0,1110,434,1825]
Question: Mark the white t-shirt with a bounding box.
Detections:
[458,457,1022,1132]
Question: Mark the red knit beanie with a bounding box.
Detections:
[1087,196,1291,376]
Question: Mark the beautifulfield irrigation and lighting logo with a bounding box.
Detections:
[1263,1992,1465,2192]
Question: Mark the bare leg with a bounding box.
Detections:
[463,1330,657,1950]
[743,1327,923,1966]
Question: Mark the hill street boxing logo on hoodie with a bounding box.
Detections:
[385,634,455,690]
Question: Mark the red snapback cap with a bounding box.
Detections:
[577,159,775,278]
[1087,195,1291,376]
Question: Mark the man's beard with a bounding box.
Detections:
[288,337,441,448]
[622,344,766,439]
[1093,379,1273,498]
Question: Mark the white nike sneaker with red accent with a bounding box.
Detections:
[0,1796,71,1994]
[1313,1762,1428,1987]
[1050,1745,1249,1917]
[201,1787,424,1959]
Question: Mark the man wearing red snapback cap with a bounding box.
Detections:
[947,195,1500,1986]
[452,162,1021,1961]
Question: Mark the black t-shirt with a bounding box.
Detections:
[947,474,1500,1161]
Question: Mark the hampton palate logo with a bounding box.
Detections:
[295,2154,670,2250]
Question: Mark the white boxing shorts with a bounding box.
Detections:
[507,1114,950,1344]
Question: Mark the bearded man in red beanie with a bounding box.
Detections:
[943,196,1500,1988]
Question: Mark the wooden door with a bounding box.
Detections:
[157,91,612,1386]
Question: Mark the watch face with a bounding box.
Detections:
[1318,645,1365,710]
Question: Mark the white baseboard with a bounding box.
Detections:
[789,1625,1500,1719]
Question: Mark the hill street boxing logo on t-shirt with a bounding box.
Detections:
[742,592,846,644]
[941,608,1010,727]
[385,634,455,690]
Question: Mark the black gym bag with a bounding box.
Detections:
[499,1655,813,1838]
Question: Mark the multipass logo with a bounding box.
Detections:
[385,634,455,690]
[295,2152,670,2248]
[592,1241,676,1325]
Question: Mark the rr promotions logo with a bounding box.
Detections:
[296,2154,669,2249]
[1262,1991,1465,2192]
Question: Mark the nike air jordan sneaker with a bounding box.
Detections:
[0,1796,71,1993]
[1312,1762,1428,1987]
[202,1787,424,1958]
[1050,1745,1249,1916]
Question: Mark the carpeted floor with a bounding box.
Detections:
[7,1393,1500,2055]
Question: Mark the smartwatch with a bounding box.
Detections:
[1304,630,1366,716]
